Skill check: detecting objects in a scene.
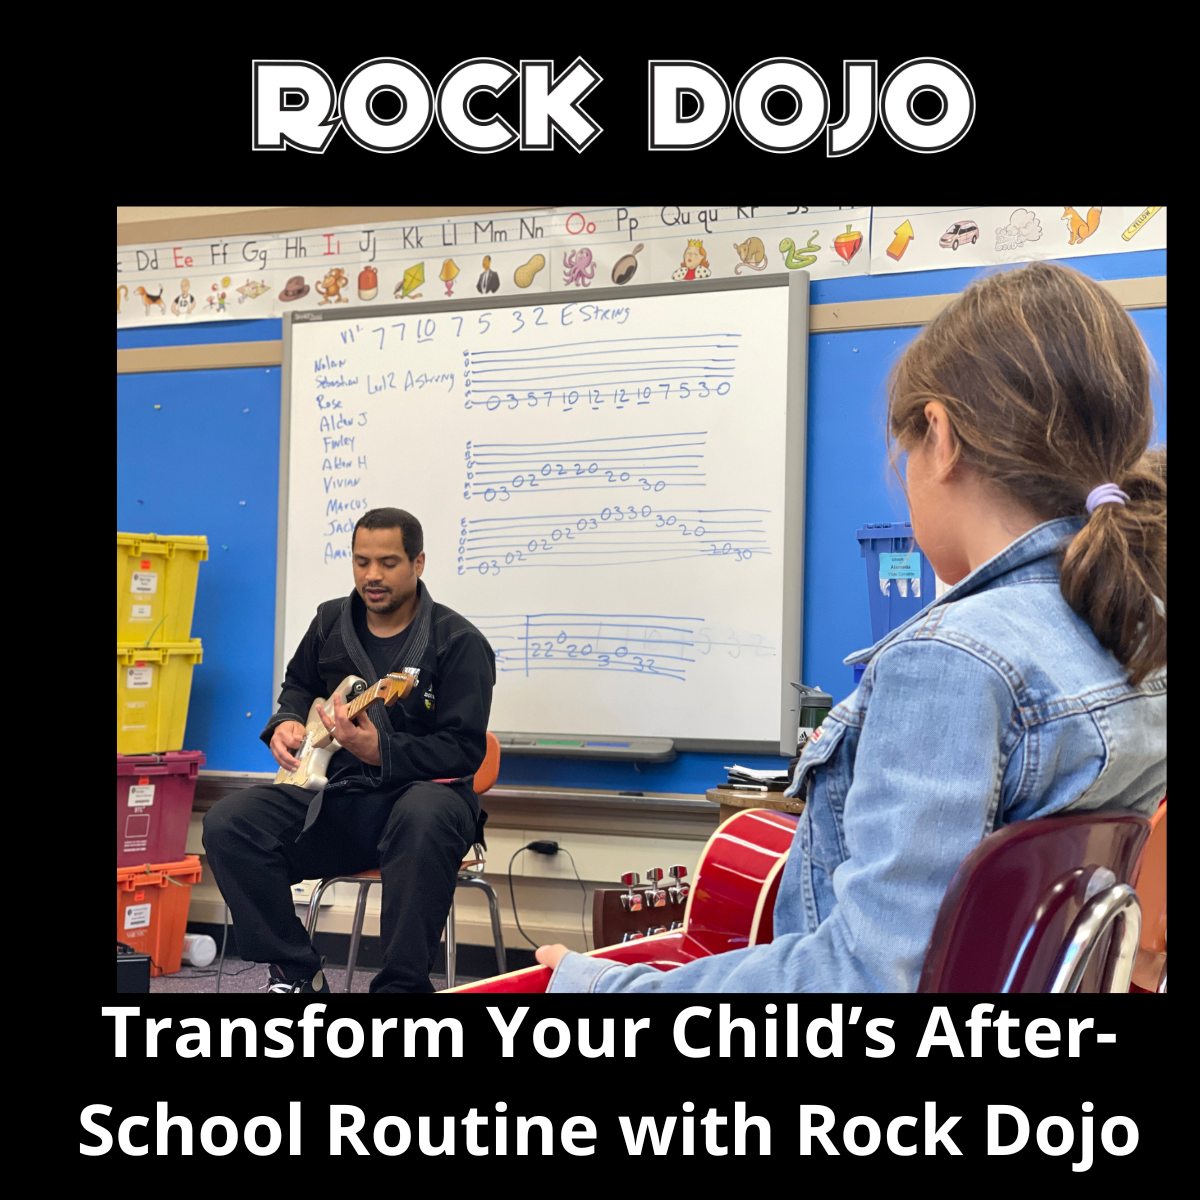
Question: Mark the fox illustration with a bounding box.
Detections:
[1062,206,1102,246]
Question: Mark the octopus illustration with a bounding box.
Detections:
[563,248,596,287]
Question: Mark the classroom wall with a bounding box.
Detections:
[116,247,1166,787]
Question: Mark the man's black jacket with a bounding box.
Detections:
[261,580,496,810]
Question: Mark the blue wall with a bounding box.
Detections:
[117,249,1166,787]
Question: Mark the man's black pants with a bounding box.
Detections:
[202,780,476,993]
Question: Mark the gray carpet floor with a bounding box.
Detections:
[149,957,476,993]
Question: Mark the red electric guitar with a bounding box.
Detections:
[447,808,800,993]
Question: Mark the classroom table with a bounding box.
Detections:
[706,787,806,826]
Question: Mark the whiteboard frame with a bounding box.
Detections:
[277,271,808,757]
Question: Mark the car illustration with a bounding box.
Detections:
[940,220,979,250]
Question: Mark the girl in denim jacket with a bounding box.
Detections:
[540,262,1167,993]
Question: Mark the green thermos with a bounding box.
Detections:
[792,683,833,733]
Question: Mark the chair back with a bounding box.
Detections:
[473,731,501,796]
[1135,802,1166,955]
[918,812,1150,994]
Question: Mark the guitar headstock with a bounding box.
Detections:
[381,671,417,705]
[592,864,690,948]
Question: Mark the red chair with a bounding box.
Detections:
[918,812,1151,993]
[1131,801,1166,992]
[305,732,505,990]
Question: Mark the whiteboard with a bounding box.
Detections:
[279,274,807,753]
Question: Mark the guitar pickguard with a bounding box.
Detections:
[273,675,366,791]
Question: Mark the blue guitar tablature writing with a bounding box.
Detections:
[463,332,740,412]
[458,506,771,576]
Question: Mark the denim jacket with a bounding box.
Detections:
[548,518,1167,993]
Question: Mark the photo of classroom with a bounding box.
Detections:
[115,205,1166,996]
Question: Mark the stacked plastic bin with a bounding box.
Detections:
[853,523,938,687]
[116,533,207,975]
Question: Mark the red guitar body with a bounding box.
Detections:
[449,808,800,993]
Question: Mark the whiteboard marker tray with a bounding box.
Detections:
[494,734,675,761]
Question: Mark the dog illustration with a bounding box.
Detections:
[135,286,165,316]
[1062,206,1102,246]
[315,267,350,305]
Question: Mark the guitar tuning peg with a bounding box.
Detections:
[644,867,667,909]
[620,872,643,912]
[668,864,690,905]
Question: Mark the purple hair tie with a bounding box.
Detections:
[1085,483,1130,514]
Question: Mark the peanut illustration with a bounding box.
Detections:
[514,254,546,289]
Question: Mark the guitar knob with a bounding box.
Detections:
[647,926,668,936]
[621,931,646,943]
[668,864,690,904]
[644,867,666,909]
[669,921,683,931]
[620,872,643,912]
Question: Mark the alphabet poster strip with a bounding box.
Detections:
[116,206,872,327]
[116,204,1166,327]
[869,206,1167,274]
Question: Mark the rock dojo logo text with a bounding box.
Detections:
[253,58,975,157]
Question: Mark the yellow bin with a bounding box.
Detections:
[117,533,208,643]
[117,640,203,755]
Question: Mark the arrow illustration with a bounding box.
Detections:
[887,219,915,262]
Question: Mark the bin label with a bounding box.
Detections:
[124,903,152,930]
[126,666,154,689]
[131,571,158,594]
[128,784,155,807]
[879,551,921,580]
[130,603,152,620]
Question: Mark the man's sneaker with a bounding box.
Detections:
[266,959,331,993]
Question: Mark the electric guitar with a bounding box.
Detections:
[273,669,419,791]
[447,807,801,993]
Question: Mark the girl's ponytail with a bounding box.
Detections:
[1059,455,1166,685]
[889,263,1166,684]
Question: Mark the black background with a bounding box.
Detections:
[76,995,1159,1173]
[120,42,1169,183]
[107,32,1167,1174]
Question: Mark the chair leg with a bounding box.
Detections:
[455,876,507,976]
[306,879,334,938]
[345,882,372,993]
[445,898,457,990]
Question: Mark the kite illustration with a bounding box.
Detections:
[395,263,425,300]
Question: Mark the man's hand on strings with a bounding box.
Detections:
[269,721,307,772]
[320,693,382,766]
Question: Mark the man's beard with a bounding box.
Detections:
[362,586,410,614]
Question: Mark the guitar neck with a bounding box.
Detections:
[345,683,384,719]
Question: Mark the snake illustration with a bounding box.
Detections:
[779,231,821,270]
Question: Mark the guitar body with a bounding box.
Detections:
[273,671,417,791]
[448,807,800,993]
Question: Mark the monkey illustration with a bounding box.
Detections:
[135,286,166,316]
[315,267,350,305]
[733,237,768,274]
[117,284,128,314]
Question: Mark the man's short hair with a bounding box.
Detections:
[352,508,423,558]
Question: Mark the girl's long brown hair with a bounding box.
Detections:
[888,262,1166,684]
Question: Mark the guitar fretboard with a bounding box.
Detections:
[345,684,380,719]
[343,674,405,719]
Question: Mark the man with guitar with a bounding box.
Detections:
[203,508,495,993]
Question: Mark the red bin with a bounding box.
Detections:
[116,751,205,868]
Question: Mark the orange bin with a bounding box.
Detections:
[116,856,203,976]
